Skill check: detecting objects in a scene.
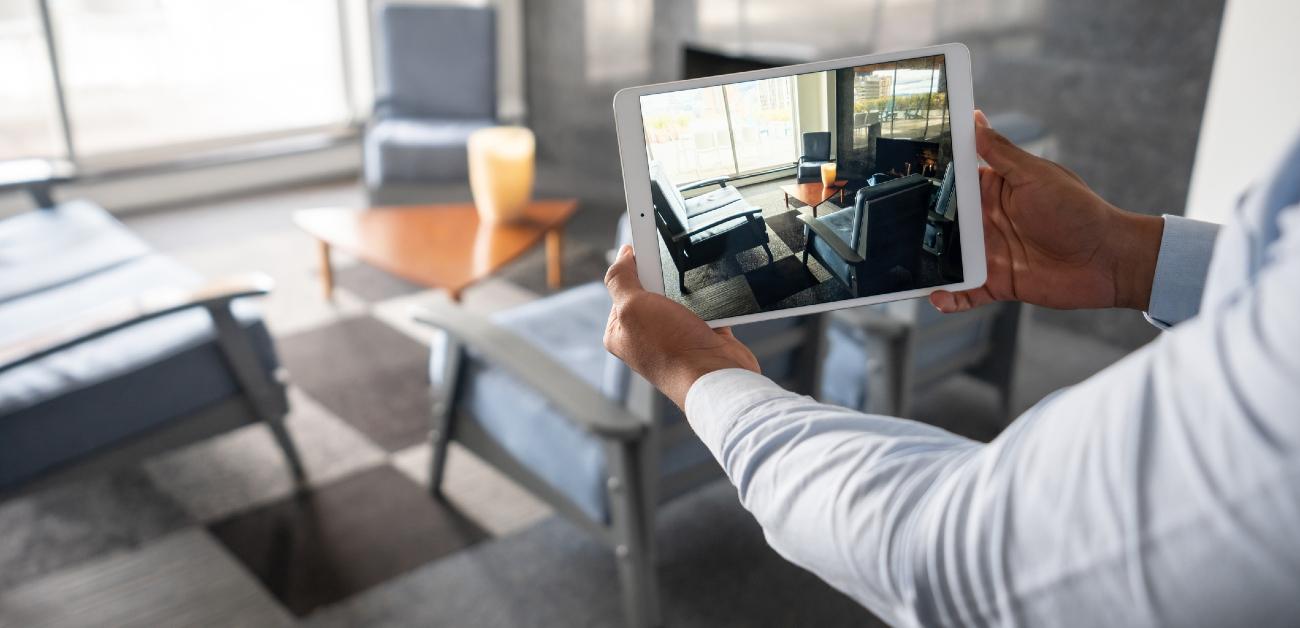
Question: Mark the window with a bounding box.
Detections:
[49,0,351,164]
[852,56,949,148]
[641,76,796,184]
[3,0,357,168]
[0,1,65,161]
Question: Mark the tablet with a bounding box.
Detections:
[613,43,985,327]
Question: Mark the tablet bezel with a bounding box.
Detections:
[613,43,985,328]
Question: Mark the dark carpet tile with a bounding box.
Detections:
[0,467,191,592]
[744,256,820,308]
[210,465,488,617]
[766,210,808,254]
[276,316,430,452]
[333,263,426,302]
[307,480,881,627]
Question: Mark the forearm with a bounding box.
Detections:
[685,369,981,625]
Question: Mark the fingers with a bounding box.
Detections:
[930,288,996,313]
[972,110,1037,187]
[604,244,644,301]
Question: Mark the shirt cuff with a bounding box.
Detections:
[684,368,793,462]
[1145,214,1220,329]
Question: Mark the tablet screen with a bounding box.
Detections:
[638,53,961,320]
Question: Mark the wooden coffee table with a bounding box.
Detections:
[294,199,578,302]
[781,180,848,217]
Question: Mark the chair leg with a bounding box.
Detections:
[678,269,689,294]
[607,440,661,628]
[762,242,774,263]
[266,415,307,485]
[206,304,306,486]
[428,330,464,499]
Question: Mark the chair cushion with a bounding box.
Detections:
[374,3,496,120]
[797,159,830,181]
[649,162,690,236]
[802,132,831,161]
[684,185,744,217]
[364,117,494,186]
[810,207,856,284]
[0,255,276,489]
[685,201,762,246]
[0,200,151,304]
[452,282,615,522]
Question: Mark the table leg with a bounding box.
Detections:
[317,239,334,300]
[784,191,790,209]
[839,188,845,204]
[546,228,563,290]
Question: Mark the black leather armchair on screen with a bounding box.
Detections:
[796,131,833,182]
[799,174,933,297]
[648,162,773,293]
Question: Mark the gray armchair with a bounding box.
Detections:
[800,174,933,297]
[649,161,773,292]
[364,3,496,196]
[0,172,303,496]
[413,223,824,627]
[796,131,832,182]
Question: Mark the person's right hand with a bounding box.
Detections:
[929,111,1165,313]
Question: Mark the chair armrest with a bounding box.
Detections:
[674,207,763,242]
[0,273,274,373]
[411,304,645,441]
[797,213,863,263]
[679,176,729,192]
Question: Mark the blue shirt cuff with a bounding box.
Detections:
[1145,214,1220,329]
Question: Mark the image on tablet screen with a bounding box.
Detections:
[639,54,962,320]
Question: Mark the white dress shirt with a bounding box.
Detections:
[684,138,1300,627]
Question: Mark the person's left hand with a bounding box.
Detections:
[604,244,759,409]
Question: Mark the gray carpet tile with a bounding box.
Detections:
[209,465,489,617]
[390,442,552,537]
[143,387,387,523]
[0,467,190,593]
[0,529,294,628]
[275,315,433,452]
[305,480,882,628]
[332,263,428,302]
[493,236,612,295]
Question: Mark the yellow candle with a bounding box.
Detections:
[468,126,536,224]
[820,162,837,187]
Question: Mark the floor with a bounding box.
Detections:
[661,177,951,320]
[0,179,1134,626]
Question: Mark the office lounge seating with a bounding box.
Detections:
[799,173,933,297]
[821,299,1022,419]
[796,131,833,183]
[364,3,496,198]
[413,219,823,627]
[0,170,303,496]
[648,161,773,293]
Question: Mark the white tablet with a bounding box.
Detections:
[613,43,985,327]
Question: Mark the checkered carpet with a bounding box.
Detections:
[661,183,948,320]
[0,208,880,627]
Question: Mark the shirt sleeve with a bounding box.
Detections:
[1144,214,1220,329]
[683,204,1300,626]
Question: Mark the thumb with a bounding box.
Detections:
[973,110,1037,186]
[604,244,644,300]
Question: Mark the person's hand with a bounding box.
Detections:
[929,111,1165,313]
[604,245,759,409]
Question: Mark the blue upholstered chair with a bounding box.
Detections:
[821,299,1022,419]
[0,169,303,496]
[799,173,933,298]
[796,131,832,182]
[364,3,496,195]
[649,161,773,293]
[414,228,824,627]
